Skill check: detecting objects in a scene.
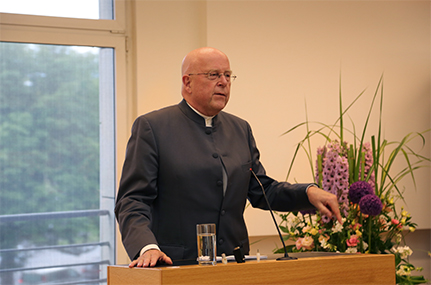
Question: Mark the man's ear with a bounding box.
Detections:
[182,75,192,93]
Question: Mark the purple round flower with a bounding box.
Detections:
[359,194,383,216]
[349,181,374,204]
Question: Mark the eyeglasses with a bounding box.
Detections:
[188,70,237,82]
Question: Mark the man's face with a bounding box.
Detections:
[183,51,232,116]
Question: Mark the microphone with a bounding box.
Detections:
[250,168,297,261]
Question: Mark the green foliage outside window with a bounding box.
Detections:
[0,42,101,283]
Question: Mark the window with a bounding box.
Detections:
[0,42,115,284]
[0,0,112,19]
[0,1,127,284]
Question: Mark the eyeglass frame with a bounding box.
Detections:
[188,70,237,82]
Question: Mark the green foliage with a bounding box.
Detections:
[0,42,101,266]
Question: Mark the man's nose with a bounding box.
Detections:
[217,74,229,85]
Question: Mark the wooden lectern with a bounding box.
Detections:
[108,253,395,285]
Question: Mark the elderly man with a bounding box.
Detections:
[115,47,342,267]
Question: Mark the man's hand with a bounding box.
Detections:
[307,186,343,223]
[129,249,173,268]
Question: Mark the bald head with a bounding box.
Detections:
[181,47,232,116]
[181,47,230,76]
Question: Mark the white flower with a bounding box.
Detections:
[361,241,368,251]
[345,247,358,253]
[396,265,411,276]
[318,235,330,248]
[288,214,301,225]
[320,240,328,248]
[392,246,413,259]
[303,214,318,225]
[332,218,346,233]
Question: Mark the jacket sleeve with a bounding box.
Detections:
[114,116,159,260]
[246,123,315,212]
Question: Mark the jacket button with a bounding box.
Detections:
[219,239,224,245]
[205,128,212,135]
[221,210,226,216]
[212,153,218,158]
[217,180,223,186]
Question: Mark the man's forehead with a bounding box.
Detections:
[207,69,233,73]
[183,49,230,74]
[198,58,230,70]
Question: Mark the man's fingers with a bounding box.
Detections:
[143,251,155,267]
[147,251,173,266]
[149,254,159,267]
[129,249,173,268]
[128,259,138,268]
[317,203,331,217]
[325,197,343,224]
[161,254,173,265]
[307,186,343,224]
[333,205,343,224]
[128,251,154,268]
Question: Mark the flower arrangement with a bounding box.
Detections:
[277,76,430,284]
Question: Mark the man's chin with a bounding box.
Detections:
[212,100,228,112]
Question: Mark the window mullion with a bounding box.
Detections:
[0,13,125,34]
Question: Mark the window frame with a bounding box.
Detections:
[0,0,126,32]
[0,0,132,273]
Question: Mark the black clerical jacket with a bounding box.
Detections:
[115,100,314,261]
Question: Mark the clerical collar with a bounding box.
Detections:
[186,102,214,127]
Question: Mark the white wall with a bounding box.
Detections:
[205,1,430,234]
[118,1,430,269]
